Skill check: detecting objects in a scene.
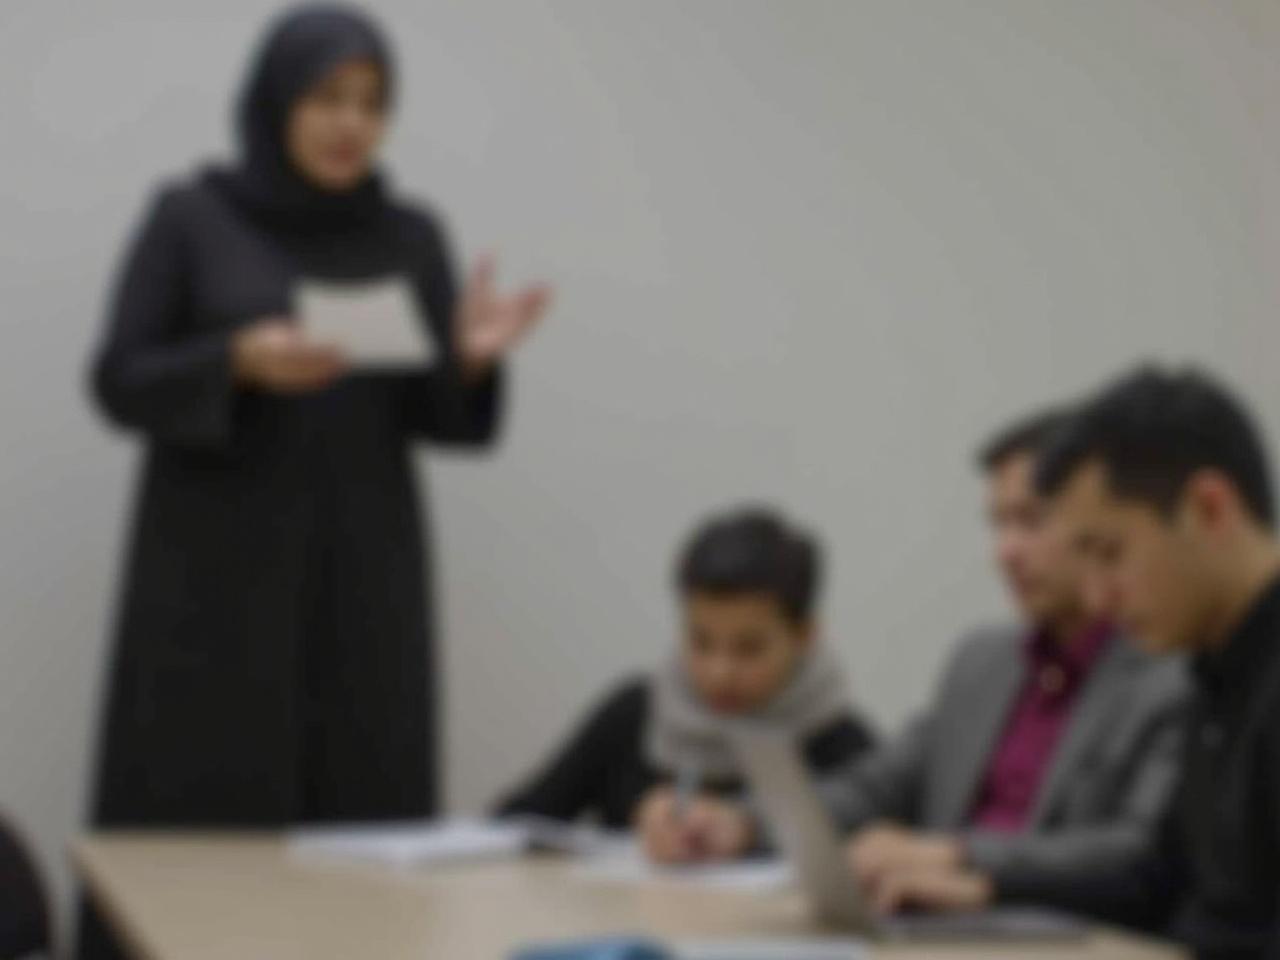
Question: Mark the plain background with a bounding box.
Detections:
[1,0,1277,918]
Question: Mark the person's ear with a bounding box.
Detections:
[790,619,816,649]
[1182,469,1238,536]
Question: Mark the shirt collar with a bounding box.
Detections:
[1192,573,1280,701]
[1025,620,1114,681]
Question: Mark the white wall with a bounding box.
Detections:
[0,0,1274,924]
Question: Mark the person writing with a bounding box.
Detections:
[496,507,876,860]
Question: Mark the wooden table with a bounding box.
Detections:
[75,833,1188,960]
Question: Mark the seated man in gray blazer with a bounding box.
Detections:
[642,409,1188,916]
[833,410,1188,915]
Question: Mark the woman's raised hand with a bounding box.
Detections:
[455,254,551,380]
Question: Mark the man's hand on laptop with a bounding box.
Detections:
[847,823,992,916]
[635,787,755,864]
[846,822,964,890]
[865,864,995,916]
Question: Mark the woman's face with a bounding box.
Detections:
[681,592,811,715]
[286,58,387,191]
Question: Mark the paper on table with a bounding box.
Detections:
[676,939,867,960]
[296,275,437,369]
[508,815,634,858]
[287,816,630,869]
[287,818,526,868]
[573,841,794,893]
[288,818,788,892]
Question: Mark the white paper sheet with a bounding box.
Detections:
[296,275,437,369]
[510,815,635,857]
[287,816,631,869]
[287,818,526,868]
[288,819,790,894]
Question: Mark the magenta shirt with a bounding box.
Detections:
[967,622,1113,833]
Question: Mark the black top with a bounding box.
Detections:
[89,177,500,829]
[0,814,48,960]
[79,9,497,960]
[495,676,877,829]
[85,6,503,839]
[1170,577,1280,959]
[1052,577,1280,960]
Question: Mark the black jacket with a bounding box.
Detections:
[1050,577,1280,960]
[79,11,501,960]
[0,814,48,960]
[495,675,877,829]
[88,178,499,830]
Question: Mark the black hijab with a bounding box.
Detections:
[206,4,395,232]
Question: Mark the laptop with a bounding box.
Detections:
[729,724,1089,943]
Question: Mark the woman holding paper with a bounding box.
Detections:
[81,7,547,955]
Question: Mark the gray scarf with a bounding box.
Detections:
[645,643,852,783]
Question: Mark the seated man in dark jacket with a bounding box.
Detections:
[1025,367,1280,960]
[495,506,876,858]
[864,367,1280,960]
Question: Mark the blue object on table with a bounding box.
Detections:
[511,936,671,960]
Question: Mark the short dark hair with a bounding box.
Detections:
[1035,365,1275,527]
[977,408,1071,472]
[675,507,821,624]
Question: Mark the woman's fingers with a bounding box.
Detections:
[517,283,553,325]
[485,286,552,348]
[454,256,551,376]
[472,252,497,292]
[462,253,498,323]
[262,340,347,392]
[232,317,348,392]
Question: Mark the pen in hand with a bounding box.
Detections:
[672,762,704,856]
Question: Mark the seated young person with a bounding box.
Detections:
[494,507,876,859]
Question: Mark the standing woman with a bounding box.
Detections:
[81,5,548,956]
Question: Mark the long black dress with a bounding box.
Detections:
[80,7,504,959]
[90,176,499,829]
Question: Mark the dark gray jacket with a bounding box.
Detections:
[819,625,1189,900]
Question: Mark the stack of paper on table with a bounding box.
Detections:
[288,818,528,867]
[287,816,630,868]
[288,817,792,895]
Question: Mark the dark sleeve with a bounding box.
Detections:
[393,207,504,447]
[494,679,649,823]
[0,813,49,959]
[967,686,1188,905]
[802,710,877,774]
[1265,698,1280,959]
[1010,787,1187,932]
[91,187,236,448]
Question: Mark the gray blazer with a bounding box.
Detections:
[820,624,1189,901]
